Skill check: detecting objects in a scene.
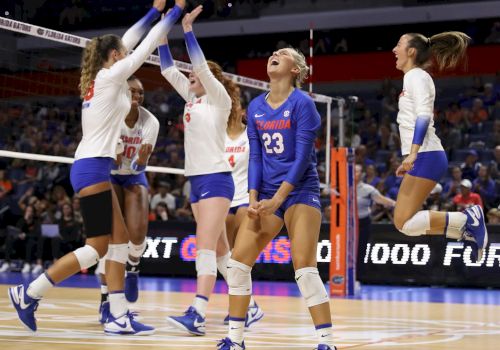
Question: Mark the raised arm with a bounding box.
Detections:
[122,0,166,51]
[108,1,184,82]
[159,39,191,101]
[183,6,231,109]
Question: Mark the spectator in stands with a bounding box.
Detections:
[364,164,381,188]
[0,205,40,273]
[153,202,169,221]
[482,83,498,109]
[424,183,444,211]
[445,102,466,127]
[468,98,489,127]
[355,145,375,167]
[443,166,463,200]
[460,149,481,181]
[72,196,83,225]
[378,124,400,151]
[150,181,176,216]
[485,21,500,44]
[452,179,483,210]
[473,165,497,209]
[0,169,13,201]
[487,207,500,224]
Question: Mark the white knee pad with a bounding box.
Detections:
[216,251,231,281]
[128,239,147,259]
[227,258,252,296]
[73,245,100,270]
[196,249,217,276]
[96,253,108,275]
[295,267,329,308]
[107,243,128,264]
[400,210,429,237]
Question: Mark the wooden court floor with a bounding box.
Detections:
[1,285,500,350]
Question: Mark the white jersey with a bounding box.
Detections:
[161,63,232,176]
[74,7,180,160]
[397,67,444,156]
[225,129,249,207]
[111,106,159,175]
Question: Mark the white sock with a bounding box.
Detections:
[445,212,467,240]
[27,272,54,299]
[316,323,334,346]
[228,317,246,344]
[217,251,231,281]
[192,294,208,317]
[101,284,108,294]
[249,296,256,307]
[109,291,128,318]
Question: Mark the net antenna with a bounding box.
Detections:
[0,16,341,187]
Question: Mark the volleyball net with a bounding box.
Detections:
[0,16,357,295]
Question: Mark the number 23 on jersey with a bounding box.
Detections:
[262,132,284,154]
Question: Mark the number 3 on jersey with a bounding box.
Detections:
[262,132,284,154]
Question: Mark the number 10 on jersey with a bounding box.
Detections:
[262,132,284,154]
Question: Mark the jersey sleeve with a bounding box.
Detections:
[408,71,434,117]
[184,31,231,110]
[367,184,381,200]
[122,7,161,52]
[284,96,321,186]
[107,5,182,83]
[141,108,160,148]
[247,102,263,191]
[159,44,191,102]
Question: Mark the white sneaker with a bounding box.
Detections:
[0,262,10,273]
[104,311,155,335]
[31,264,43,275]
[21,263,31,274]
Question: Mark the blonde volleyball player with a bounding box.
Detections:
[97,76,159,323]
[217,47,337,350]
[158,5,237,336]
[8,0,185,335]
[220,110,264,327]
[391,32,487,262]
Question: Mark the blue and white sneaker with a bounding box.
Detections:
[315,345,337,350]
[223,314,230,325]
[463,205,488,262]
[245,302,264,328]
[8,284,40,332]
[217,337,245,350]
[166,306,206,336]
[125,271,139,303]
[99,300,110,324]
[104,311,155,335]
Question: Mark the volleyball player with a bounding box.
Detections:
[97,76,159,323]
[158,5,237,336]
[391,32,487,262]
[220,110,264,328]
[8,0,185,335]
[217,47,337,350]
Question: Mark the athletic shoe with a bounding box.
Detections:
[315,345,337,350]
[245,302,264,328]
[463,205,488,262]
[125,271,139,303]
[104,311,155,335]
[31,264,43,275]
[223,314,230,325]
[0,262,10,273]
[166,306,206,336]
[21,263,31,274]
[99,300,110,324]
[217,337,245,350]
[8,284,40,332]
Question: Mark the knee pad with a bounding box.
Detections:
[128,239,147,259]
[73,245,100,270]
[295,267,329,307]
[227,258,252,296]
[196,249,217,276]
[107,243,128,264]
[80,190,113,237]
[96,254,108,275]
[400,210,429,237]
[216,251,231,281]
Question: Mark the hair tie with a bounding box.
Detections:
[427,37,432,46]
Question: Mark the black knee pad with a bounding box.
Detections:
[80,190,113,238]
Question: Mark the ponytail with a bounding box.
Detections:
[79,34,123,99]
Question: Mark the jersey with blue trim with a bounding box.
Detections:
[247,88,320,194]
[225,128,249,207]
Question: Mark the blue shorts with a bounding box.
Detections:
[258,190,321,219]
[189,172,235,204]
[70,157,113,193]
[229,203,249,215]
[407,151,448,182]
[111,173,149,189]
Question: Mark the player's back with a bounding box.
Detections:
[247,88,320,194]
